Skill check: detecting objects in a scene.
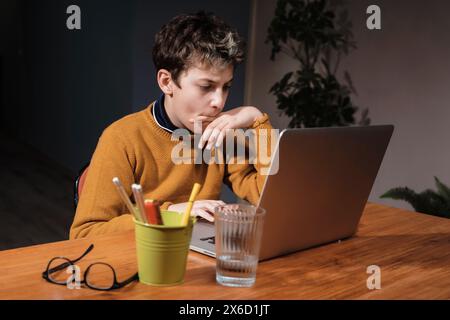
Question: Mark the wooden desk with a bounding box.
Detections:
[0,203,449,300]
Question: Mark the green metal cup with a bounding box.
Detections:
[134,210,195,286]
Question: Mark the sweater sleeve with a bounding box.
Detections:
[69,126,137,239]
[223,113,275,206]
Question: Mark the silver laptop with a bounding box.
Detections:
[190,125,394,261]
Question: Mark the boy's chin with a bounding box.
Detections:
[185,124,203,135]
[189,122,210,134]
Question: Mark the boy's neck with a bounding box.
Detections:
[163,94,184,129]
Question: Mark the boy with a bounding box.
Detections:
[70,11,274,239]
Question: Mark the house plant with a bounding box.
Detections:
[380,177,450,219]
[266,0,370,128]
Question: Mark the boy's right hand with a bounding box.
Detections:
[167,200,226,222]
[190,106,264,149]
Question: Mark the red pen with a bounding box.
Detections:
[144,199,163,225]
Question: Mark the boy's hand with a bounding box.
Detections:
[167,200,226,222]
[190,106,264,150]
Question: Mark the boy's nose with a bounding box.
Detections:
[210,92,226,112]
[209,105,222,116]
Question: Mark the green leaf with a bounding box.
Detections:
[419,190,450,218]
[381,184,450,219]
[380,187,423,211]
[434,176,450,203]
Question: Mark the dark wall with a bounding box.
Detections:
[1,0,250,175]
[7,0,134,173]
[0,0,24,134]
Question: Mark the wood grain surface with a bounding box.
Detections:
[0,202,449,300]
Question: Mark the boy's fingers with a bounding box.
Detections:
[206,122,228,149]
[206,128,222,149]
[214,127,230,148]
[198,128,212,149]
[197,202,215,213]
[192,201,223,216]
[194,209,215,222]
[200,200,226,206]
[196,200,226,206]
[192,117,215,136]
[199,120,222,149]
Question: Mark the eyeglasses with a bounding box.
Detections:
[42,244,139,291]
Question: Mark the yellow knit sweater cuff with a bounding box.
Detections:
[251,112,270,129]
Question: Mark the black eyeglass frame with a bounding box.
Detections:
[42,244,139,291]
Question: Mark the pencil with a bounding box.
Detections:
[131,184,148,224]
[112,177,142,222]
[181,182,202,226]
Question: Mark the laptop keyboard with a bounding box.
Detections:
[199,236,215,244]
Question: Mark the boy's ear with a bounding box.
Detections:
[157,69,174,95]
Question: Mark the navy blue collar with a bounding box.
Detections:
[152,94,179,133]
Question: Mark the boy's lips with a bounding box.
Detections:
[200,111,220,117]
[193,117,215,124]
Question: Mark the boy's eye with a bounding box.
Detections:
[199,84,232,91]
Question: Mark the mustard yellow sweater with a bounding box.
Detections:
[70,102,274,239]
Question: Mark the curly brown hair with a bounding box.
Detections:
[152,11,245,87]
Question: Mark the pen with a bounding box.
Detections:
[131,184,148,224]
[112,177,143,222]
[144,199,163,225]
[181,182,202,226]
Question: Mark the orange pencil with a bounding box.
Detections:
[144,199,163,225]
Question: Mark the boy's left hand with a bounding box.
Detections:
[190,106,263,150]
